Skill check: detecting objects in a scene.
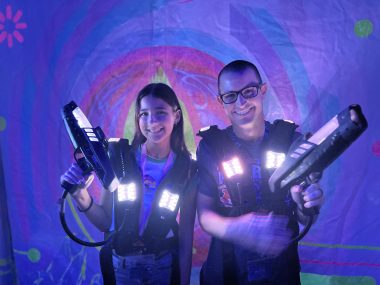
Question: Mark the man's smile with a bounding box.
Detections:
[233,106,255,116]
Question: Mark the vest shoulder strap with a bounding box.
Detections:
[107,139,143,255]
[197,125,226,142]
[197,125,232,161]
[107,138,131,178]
[266,119,299,152]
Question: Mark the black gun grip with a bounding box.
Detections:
[300,204,320,216]
[61,180,78,195]
[299,174,321,216]
[74,148,94,175]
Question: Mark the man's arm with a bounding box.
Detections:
[197,192,291,256]
[197,193,230,239]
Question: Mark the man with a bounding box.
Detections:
[197,60,324,285]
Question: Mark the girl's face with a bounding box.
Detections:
[138,95,180,148]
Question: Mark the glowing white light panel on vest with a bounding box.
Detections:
[266,151,286,169]
[117,183,137,202]
[222,157,243,178]
[159,190,179,211]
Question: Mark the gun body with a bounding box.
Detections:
[269,104,368,193]
[62,101,119,192]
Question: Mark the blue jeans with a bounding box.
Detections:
[112,251,172,285]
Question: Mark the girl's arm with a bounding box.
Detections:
[71,186,113,232]
[61,162,113,232]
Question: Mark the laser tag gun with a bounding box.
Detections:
[269,104,367,216]
[61,101,119,193]
[59,101,119,246]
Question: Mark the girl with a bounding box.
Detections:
[61,83,198,285]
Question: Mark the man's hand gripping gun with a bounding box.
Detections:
[269,104,368,217]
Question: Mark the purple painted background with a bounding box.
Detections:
[1,1,379,284]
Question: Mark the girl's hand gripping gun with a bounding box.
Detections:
[61,101,119,193]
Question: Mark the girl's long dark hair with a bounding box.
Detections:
[131,83,190,156]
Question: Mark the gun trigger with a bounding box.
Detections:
[74,148,85,160]
[308,172,322,183]
[299,180,310,190]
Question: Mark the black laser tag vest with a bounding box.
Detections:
[197,120,299,217]
[198,121,301,285]
[107,139,196,256]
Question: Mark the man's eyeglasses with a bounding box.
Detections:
[219,84,263,104]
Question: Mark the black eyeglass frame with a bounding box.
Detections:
[218,83,263,104]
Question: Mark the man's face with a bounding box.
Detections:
[218,68,266,129]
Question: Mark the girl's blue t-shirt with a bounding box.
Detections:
[135,147,175,234]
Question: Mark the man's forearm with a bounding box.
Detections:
[198,210,231,240]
